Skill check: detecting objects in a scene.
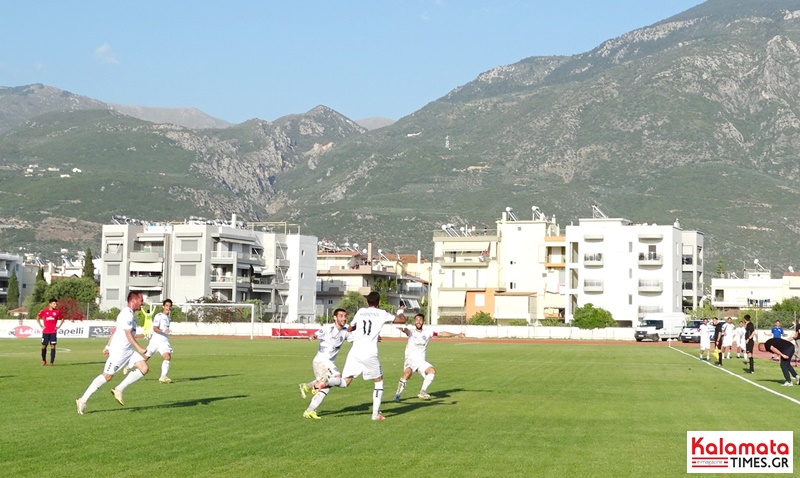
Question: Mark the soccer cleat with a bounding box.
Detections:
[299,383,309,399]
[49,363,54,366]
[42,361,47,366]
[371,413,386,421]
[159,377,172,384]
[302,410,320,420]
[76,398,86,415]
[781,381,793,387]
[111,388,124,406]
[417,392,431,399]
[796,375,800,385]
[393,394,401,402]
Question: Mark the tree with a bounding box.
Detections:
[7,269,19,309]
[24,267,49,312]
[82,247,95,279]
[338,290,367,318]
[46,277,98,304]
[572,303,616,329]
[715,258,725,278]
[468,311,494,325]
[58,297,87,321]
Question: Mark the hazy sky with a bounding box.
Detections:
[2,0,705,123]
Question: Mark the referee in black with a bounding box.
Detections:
[712,317,724,367]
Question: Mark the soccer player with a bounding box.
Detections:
[36,298,64,366]
[698,318,711,361]
[298,308,352,419]
[124,299,174,383]
[711,317,724,366]
[744,314,756,373]
[393,313,464,401]
[763,337,799,386]
[75,291,149,415]
[721,317,735,359]
[733,320,746,358]
[315,291,406,421]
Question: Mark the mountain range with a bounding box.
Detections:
[2,0,800,279]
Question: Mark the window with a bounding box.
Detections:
[475,293,485,307]
[300,272,305,279]
[327,299,333,305]
[300,295,304,302]
[106,289,120,300]
[510,260,516,265]
[628,295,632,305]
[181,239,198,252]
[107,264,120,276]
[629,242,632,253]
[180,265,196,276]
[105,242,122,254]
[509,282,517,290]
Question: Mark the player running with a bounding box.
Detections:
[314,292,406,421]
[124,299,174,383]
[298,308,352,419]
[394,313,464,401]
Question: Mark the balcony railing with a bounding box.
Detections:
[583,279,603,292]
[584,253,603,267]
[638,279,663,293]
[638,252,663,266]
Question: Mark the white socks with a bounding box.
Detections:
[372,381,384,417]
[421,373,435,392]
[116,369,144,391]
[81,374,108,402]
[161,360,170,378]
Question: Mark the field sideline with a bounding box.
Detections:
[1,337,797,477]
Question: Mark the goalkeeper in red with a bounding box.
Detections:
[394,313,464,401]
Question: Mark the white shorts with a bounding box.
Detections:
[341,354,383,380]
[404,359,433,374]
[312,359,340,380]
[722,336,734,347]
[103,349,145,375]
[145,339,173,357]
[700,338,711,351]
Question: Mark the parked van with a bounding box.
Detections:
[634,313,687,342]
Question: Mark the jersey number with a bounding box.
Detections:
[361,320,372,335]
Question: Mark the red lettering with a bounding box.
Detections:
[777,443,789,455]
[692,437,705,455]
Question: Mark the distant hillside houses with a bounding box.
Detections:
[23,164,82,177]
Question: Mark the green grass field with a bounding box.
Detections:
[1,338,797,477]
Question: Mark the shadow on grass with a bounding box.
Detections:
[56,361,106,367]
[92,394,249,414]
[322,388,465,418]
[174,374,241,382]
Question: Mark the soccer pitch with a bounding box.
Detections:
[1,338,797,477]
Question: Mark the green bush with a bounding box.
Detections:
[573,303,616,330]
[539,318,569,327]
[507,319,529,326]
[468,311,495,325]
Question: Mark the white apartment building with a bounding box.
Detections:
[100,220,317,322]
[429,207,566,324]
[565,210,704,326]
[711,269,800,309]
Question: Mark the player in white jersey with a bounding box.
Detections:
[299,308,352,419]
[124,299,174,383]
[76,291,149,415]
[317,291,406,420]
[698,318,711,360]
[394,313,464,401]
[733,320,746,358]
[721,317,735,359]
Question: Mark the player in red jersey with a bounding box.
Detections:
[36,298,65,365]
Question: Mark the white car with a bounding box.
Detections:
[679,320,705,343]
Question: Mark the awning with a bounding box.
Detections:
[129,262,163,272]
[441,242,490,253]
[438,290,466,307]
[252,266,263,274]
[400,299,421,309]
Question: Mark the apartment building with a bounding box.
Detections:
[315,243,428,317]
[0,252,36,306]
[565,209,704,326]
[711,268,800,309]
[100,219,317,322]
[429,207,566,324]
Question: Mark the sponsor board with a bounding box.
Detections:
[1,322,90,339]
[88,326,116,338]
[271,328,315,338]
[688,431,793,474]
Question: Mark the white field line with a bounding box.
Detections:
[668,341,800,406]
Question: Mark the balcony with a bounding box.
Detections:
[210,251,236,264]
[128,276,163,288]
[682,281,694,291]
[638,279,663,293]
[638,252,663,266]
[210,274,235,287]
[583,279,603,293]
[439,254,490,267]
[237,252,263,264]
[638,305,663,318]
[129,251,163,262]
[104,253,122,262]
[583,253,603,267]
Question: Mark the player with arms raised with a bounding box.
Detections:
[394,313,464,401]
[123,299,174,382]
[298,308,352,419]
[316,291,406,420]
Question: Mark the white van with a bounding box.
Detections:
[634,313,687,342]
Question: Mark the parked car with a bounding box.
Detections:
[679,319,704,343]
